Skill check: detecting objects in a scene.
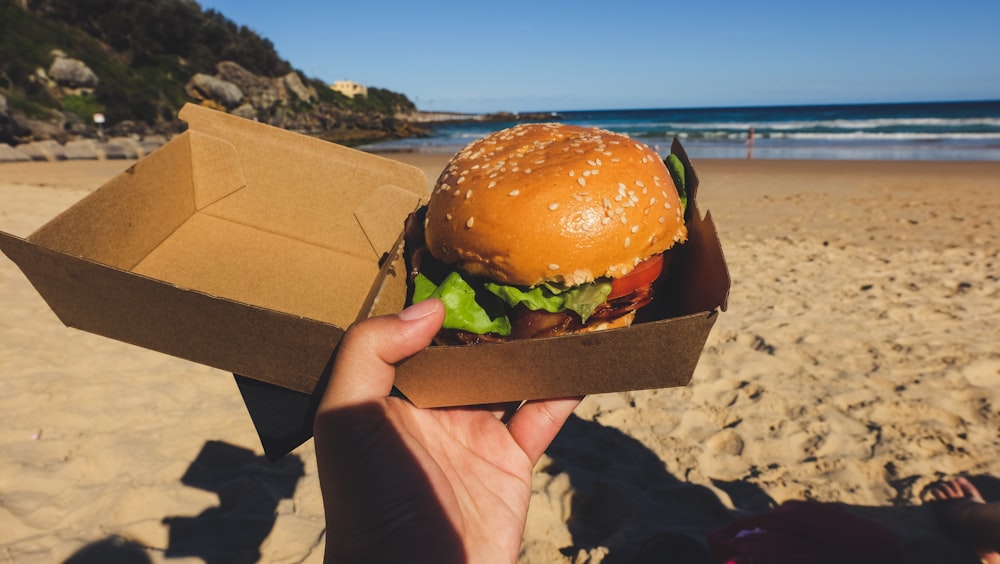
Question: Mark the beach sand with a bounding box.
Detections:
[1,155,998,562]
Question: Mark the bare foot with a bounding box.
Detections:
[934,477,988,504]
[931,478,1000,564]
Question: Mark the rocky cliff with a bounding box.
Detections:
[0,0,426,154]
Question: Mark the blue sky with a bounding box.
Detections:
[196,0,999,114]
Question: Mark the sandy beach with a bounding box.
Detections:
[1,154,998,562]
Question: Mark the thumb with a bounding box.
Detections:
[320,298,444,410]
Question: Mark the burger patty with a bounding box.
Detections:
[434,287,653,345]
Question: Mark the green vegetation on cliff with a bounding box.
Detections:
[0,0,416,134]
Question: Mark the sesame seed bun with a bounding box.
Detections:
[424,123,688,287]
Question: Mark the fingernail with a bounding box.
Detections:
[398,298,441,321]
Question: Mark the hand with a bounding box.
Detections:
[314,298,581,563]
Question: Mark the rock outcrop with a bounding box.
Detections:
[2,52,424,161]
[48,50,99,89]
[186,74,244,109]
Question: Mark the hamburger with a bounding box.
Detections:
[404,122,689,345]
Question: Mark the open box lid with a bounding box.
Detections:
[0,104,428,394]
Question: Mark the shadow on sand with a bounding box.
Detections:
[62,440,305,563]
[543,413,992,563]
[61,419,996,563]
[159,440,305,563]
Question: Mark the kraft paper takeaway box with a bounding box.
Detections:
[0,104,730,459]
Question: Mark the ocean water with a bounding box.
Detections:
[365,100,1000,161]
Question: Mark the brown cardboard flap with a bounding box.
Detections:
[27,132,198,270]
[354,185,425,259]
[131,214,378,327]
[395,310,718,407]
[190,130,246,209]
[0,231,341,394]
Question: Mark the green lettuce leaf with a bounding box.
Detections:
[560,281,613,322]
[484,279,611,323]
[484,283,564,313]
[412,272,512,336]
[665,153,687,214]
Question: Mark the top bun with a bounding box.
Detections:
[424,123,687,287]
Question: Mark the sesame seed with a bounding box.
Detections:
[578,177,586,187]
[457,176,465,184]
[466,217,475,228]
[548,263,560,270]
[583,170,591,177]
[548,203,559,210]
[659,216,666,223]
[446,213,453,220]
[466,190,472,199]
[601,217,611,225]
[524,168,532,174]
[488,181,497,189]
[509,190,520,196]
[631,225,640,233]
[624,237,631,248]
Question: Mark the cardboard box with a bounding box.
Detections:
[1,104,729,458]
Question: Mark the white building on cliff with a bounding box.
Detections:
[330,80,367,98]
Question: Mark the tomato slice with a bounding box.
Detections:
[608,254,664,300]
